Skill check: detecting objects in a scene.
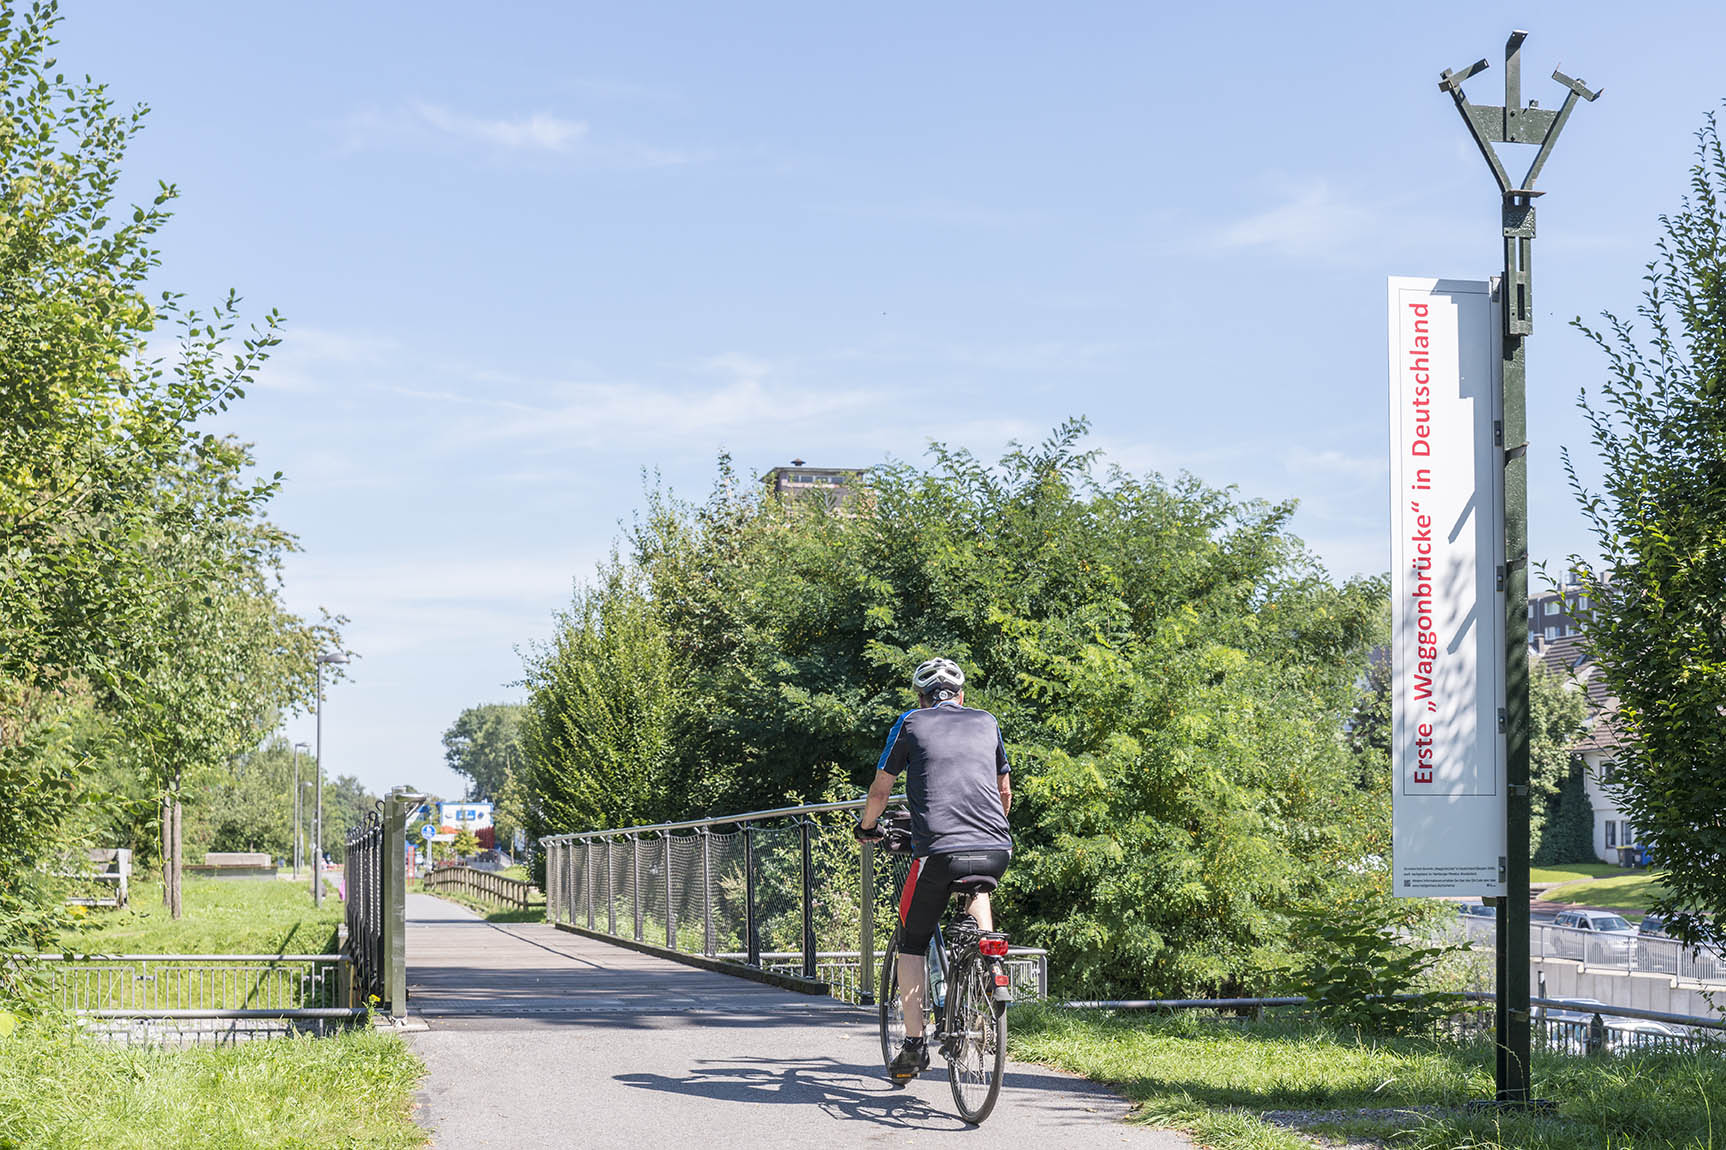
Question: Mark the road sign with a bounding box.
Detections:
[1387,276,1506,898]
[421,823,436,840]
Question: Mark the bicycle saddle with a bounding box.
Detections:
[950,875,999,893]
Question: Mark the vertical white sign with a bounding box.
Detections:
[1387,277,1506,898]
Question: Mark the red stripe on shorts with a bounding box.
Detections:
[898,858,923,925]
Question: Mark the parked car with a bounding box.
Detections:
[1606,1018,1687,1054]
[1458,902,1497,920]
[1550,909,1638,962]
[1537,997,1612,1054]
[1637,912,1723,980]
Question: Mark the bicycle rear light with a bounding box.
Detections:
[978,936,1009,958]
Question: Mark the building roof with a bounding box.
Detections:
[1533,633,1625,752]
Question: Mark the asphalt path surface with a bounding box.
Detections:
[404,894,1189,1149]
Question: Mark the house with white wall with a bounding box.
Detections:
[1534,634,1636,865]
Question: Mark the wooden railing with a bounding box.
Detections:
[422,865,543,911]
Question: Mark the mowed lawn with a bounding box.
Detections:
[0,1017,425,1150]
[1544,872,1669,913]
[1529,863,1624,885]
[1010,1006,1726,1150]
[55,877,344,955]
[4,874,428,1149]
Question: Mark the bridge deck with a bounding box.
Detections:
[405,893,1188,1148]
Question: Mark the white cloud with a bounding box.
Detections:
[1283,447,1387,481]
[281,553,594,658]
[255,327,397,393]
[412,103,588,152]
[1220,181,1378,259]
[339,104,698,167]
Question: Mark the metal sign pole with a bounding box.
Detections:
[1438,30,1600,1106]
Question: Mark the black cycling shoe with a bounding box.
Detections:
[888,1038,930,1082]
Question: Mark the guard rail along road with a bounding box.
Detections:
[542,796,1048,1005]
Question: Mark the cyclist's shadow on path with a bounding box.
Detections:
[616,1056,974,1131]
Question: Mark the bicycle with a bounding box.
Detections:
[864,809,1012,1124]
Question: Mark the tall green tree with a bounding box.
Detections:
[442,703,526,801]
[1566,113,1726,950]
[1527,657,1591,860]
[0,1,335,937]
[523,421,1385,996]
[521,561,680,835]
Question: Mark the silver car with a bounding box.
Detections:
[1549,910,1638,962]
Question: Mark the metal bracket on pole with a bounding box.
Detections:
[1438,29,1599,1109]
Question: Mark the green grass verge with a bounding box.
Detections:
[418,887,544,924]
[1009,1005,1726,1150]
[0,1015,424,1150]
[1545,872,1669,913]
[1530,863,1624,885]
[53,879,343,955]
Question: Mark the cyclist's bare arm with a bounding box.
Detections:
[859,769,895,832]
[998,773,1011,817]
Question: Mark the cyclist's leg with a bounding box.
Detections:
[898,854,953,1039]
[969,892,993,931]
[897,952,926,1038]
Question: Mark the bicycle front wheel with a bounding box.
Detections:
[878,928,906,1072]
[946,954,1007,1123]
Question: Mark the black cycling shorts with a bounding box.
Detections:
[897,848,1010,953]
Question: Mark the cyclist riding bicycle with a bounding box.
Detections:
[856,657,1012,1082]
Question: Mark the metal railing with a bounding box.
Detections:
[342,789,416,1015]
[345,805,386,1006]
[1452,916,1726,982]
[3,953,361,1045]
[1056,993,1726,1057]
[422,865,543,911]
[733,947,1049,1005]
[543,796,1046,1003]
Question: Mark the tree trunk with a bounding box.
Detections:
[169,799,183,920]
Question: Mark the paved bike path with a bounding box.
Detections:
[404,894,1189,1148]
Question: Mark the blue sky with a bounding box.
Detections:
[56,2,1726,801]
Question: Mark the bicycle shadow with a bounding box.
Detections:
[615,1055,975,1130]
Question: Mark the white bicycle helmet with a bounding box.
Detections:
[911,657,965,699]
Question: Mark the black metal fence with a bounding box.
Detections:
[344,805,385,1007]
[341,789,416,1016]
[542,797,1049,1005]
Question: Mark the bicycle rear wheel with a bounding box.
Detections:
[878,928,906,1072]
[946,954,1007,1123]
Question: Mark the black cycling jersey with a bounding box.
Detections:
[875,701,1011,857]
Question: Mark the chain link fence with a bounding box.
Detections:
[543,798,1048,1005]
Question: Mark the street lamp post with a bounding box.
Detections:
[292,741,310,879]
[312,653,350,906]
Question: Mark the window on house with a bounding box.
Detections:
[1601,761,1618,784]
[1624,822,1635,845]
[1545,626,1559,640]
[1577,594,1590,611]
[1606,821,1618,848]
[1545,600,1561,615]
